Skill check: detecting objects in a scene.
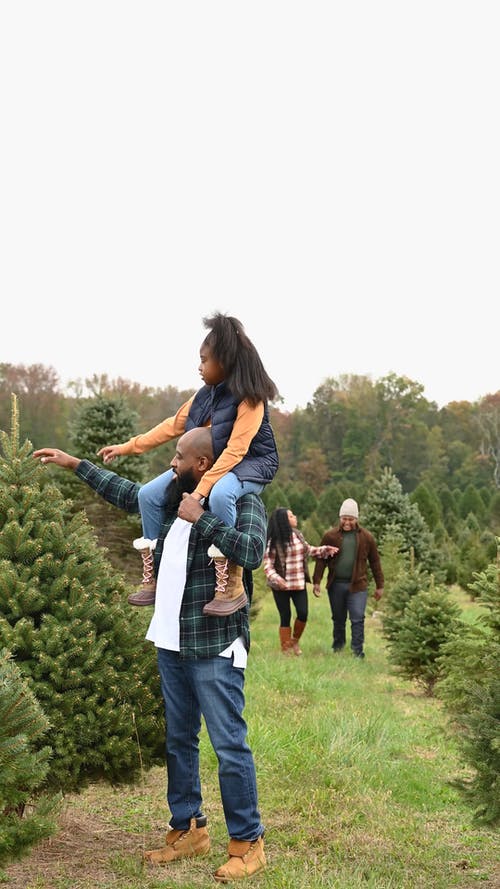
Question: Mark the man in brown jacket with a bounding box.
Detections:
[312,498,384,659]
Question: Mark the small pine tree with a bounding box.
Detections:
[0,648,59,870]
[362,467,439,575]
[68,394,148,482]
[437,544,500,824]
[53,394,147,509]
[380,544,431,645]
[432,523,459,585]
[0,396,165,793]
[64,395,149,580]
[386,583,462,696]
[456,519,493,593]
[377,529,404,588]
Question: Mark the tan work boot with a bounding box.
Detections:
[214,835,266,882]
[143,816,210,864]
[128,537,157,606]
[202,545,248,616]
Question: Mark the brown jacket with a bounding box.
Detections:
[312,525,384,593]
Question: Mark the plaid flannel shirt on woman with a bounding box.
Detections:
[264,531,324,590]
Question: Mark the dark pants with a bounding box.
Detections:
[272,588,308,626]
[157,648,263,840]
[327,582,368,655]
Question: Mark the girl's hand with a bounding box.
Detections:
[97,445,121,464]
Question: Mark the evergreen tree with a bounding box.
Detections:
[363,467,438,575]
[459,483,486,521]
[490,490,500,533]
[377,529,408,598]
[437,484,459,536]
[478,486,492,510]
[432,522,459,584]
[0,396,165,793]
[261,483,287,514]
[68,395,147,481]
[59,393,147,504]
[0,649,59,871]
[283,482,310,522]
[437,546,500,824]
[410,482,441,531]
[380,544,431,645]
[313,482,343,528]
[385,584,461,696]
[59,395,149,581]
[456,518,495,593]
[296,486,318,519]
[302,515,324,545]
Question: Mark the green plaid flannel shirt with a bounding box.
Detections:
[75,460,267,658]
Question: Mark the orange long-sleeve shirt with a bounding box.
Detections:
[116,397,265,500]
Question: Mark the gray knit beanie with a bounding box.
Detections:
[339,498,359,519]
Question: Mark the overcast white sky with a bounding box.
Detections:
[1,2,498,412]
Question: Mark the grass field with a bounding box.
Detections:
[4,578,499,888]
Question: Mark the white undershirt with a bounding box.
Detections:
[145,517,247,668]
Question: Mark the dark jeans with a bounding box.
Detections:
[327,582,368,654]
[157,648,263,840]
[272,588,308,626]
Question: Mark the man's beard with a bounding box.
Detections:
[165,469,198,513]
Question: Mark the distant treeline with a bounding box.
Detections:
[1,362,499,589]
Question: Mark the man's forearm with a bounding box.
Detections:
[75,460,141,515]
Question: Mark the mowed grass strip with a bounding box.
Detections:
[5,578,499,888]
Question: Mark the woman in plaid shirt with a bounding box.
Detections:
[263,508,337,655]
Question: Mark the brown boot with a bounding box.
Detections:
[279,626,293,655]
[144,816,210,864]
[202,546,248,616]
[128,537,157,606]
[214,835,266,882]
[291,619,307,656]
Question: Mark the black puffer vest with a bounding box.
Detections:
[185,382,279,484]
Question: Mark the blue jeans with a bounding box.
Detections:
[138,470,264,539]
[327,582,368,654]
[156,648,264,840]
